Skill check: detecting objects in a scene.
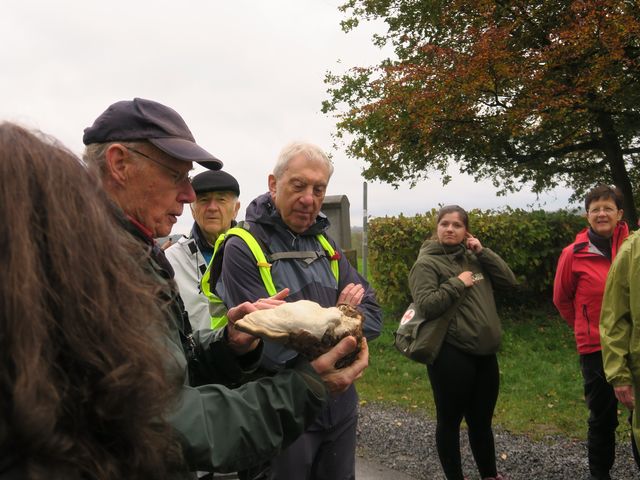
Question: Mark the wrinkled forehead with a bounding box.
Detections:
[196,189,237,199]
[280,156,331,182]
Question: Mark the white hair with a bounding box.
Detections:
[82,140,145,181]
[272,141,334,178]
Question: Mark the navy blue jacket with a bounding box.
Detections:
[217,192,382,429]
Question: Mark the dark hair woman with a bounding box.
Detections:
[553,184,634,478]
[408,205,517,480]
[0,123,182,480]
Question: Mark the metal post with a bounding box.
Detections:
[362,181,368,279]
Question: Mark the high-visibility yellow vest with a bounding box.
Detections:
[200,226,340,328]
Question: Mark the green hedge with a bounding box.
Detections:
[368,208,586,314]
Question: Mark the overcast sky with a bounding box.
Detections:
[1,0,576,235]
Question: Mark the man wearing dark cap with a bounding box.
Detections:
[82,98,369,478]
[166,170,241,330]
[83,97,222,238]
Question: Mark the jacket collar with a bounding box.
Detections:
[111,203,154,247]
[112,204,175,278]
[127,216,154,244]
[418,239,467,259]
[572,222,629,259]
[245,192,330,237]
[190,219,238,256]
[191,222,214,256]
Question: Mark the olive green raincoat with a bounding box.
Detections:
[601,230,640,448]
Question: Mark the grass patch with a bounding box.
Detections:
[359,313,436,416]
[496,309,584,439]
[358,306,630,441]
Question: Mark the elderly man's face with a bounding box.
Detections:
[125,146,195,237]
[192,191,240,242]
[268,154,330,234]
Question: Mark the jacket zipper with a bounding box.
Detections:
[583,304,590,338]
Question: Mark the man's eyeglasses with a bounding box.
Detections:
[588,206,617,216]
[125,147,191,185]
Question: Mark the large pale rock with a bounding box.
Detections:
[235,300,363,367]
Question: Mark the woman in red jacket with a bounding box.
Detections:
[553,185,629,480]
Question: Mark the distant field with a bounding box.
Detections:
[358,307,633,442]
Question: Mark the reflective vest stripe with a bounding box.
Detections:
[316,234,339,280]
[217,227,278,297]
[208,297,228,329]
[201,227,339,328]
[200,267,225,329]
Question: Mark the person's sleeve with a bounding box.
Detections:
[165,244,192,304]
[188,327,263,387]
[408,257,465,321]
[600,240,634,387]
[218,236,270,307]
[168,358,328,473]
[552,247,576,327]
[336,249,382,341]
[475,248,518,290]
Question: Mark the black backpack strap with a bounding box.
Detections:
[268,249,329,265]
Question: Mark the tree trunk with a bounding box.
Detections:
[596,112,638,228]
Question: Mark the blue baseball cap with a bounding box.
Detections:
[83,97,222,170]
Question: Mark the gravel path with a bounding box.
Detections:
[357,402,640,480]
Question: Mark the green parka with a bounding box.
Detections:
[600,230,640,447]
[408,240,517,355]
[122,213,328,477]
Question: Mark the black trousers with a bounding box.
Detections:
[427,342,500,480]
[580,351,619,479]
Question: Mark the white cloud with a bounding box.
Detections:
[0,0,576,236]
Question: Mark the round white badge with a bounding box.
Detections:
[400,308,415,325]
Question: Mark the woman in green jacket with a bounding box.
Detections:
[408,205,517,480]
[601,229,640,471]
